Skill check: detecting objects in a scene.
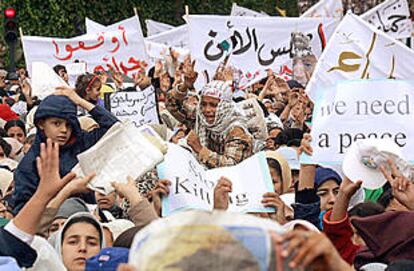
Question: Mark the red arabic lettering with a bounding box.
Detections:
[118,26,128,45]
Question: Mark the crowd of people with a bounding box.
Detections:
[0,10,414,271]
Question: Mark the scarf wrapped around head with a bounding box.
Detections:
[195,81,249,149]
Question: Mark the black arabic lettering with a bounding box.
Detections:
[257,43,292,66]
[204,30,224,61]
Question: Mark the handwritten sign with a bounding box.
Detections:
[22,15,148,77]
[303,80,414,165]
[108,86,159,128]
[187,15,338,89]
[158,143,274,216]
[306,13,414,101]
[301,0,344,18]
[145,19,175,36]
[230,3,268,17]
[361,0,412,40]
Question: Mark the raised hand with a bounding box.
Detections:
[380,160,414,210]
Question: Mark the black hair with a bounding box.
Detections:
[0,138,12,157]
[113,226,145,248]
[75,73,100,99]
[61,216,102,246]
[53,64,67,75]
[267,158,282,179]
[4,120,26,136]
[348,202,385,218]
[256,99,270,117]
[0,128,7,138]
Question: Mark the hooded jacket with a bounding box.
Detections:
[12,95,118,214]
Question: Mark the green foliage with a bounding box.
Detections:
[0,0,299,38]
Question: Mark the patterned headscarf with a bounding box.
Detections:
[195,81,249,150]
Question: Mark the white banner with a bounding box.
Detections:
[145,25,190,60]
[305,80,414,165]
[23,16,148,77]
[187,15,338,88]
[158,144,274,216]
[87,17,189,62]
[145,19,174,36]
[230,3,268,17]
[361,0,412,40]
[107,86,159,127]
[301,0,344,18]
[306,13,414,101]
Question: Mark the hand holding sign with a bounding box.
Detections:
[150,179,171,216]
[213,177,232,210]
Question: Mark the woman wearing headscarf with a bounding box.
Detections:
[166,61,253,168]
[54,212,105,271]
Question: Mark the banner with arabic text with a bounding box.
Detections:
[23,16,148,77]
[87,17,189,62]
[187,15,338,88]
[361,0,412,39]
[306,13,414,101]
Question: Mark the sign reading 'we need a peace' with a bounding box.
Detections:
[305,80,414,165]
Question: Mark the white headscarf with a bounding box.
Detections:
[195,81,249,149]
[54,212,105,260]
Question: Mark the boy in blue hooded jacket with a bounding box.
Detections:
[12,87,118,214]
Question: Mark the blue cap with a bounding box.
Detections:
[314,167,342,189]
[86,247,129,271]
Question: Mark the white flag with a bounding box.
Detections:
[306,13,414,101]
[301,0,344,18]
[361,0,413,39]
[187,15,338,89]
[23,16,148,77]
[230,3,268,17]
[145,19,174,36]
[31,62,69,98]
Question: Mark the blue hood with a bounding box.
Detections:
[33,95,81,147]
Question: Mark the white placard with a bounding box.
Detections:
[301,0,344,18]
[304,80,414,165]
[158,144,274,216]
[31,62,69,98]
[108,86,159,128]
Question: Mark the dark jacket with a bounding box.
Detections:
[0,228,37,268]
[12,95,118,214]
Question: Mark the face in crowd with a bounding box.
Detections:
[38,118,73,146]
[317,179,340,211]
[95,191,117,210]
[200,96,220,124]
[61,220,101,271]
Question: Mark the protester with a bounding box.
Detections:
[4,120,26,144]
[1,2,414,269]
[12,87,118,214]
